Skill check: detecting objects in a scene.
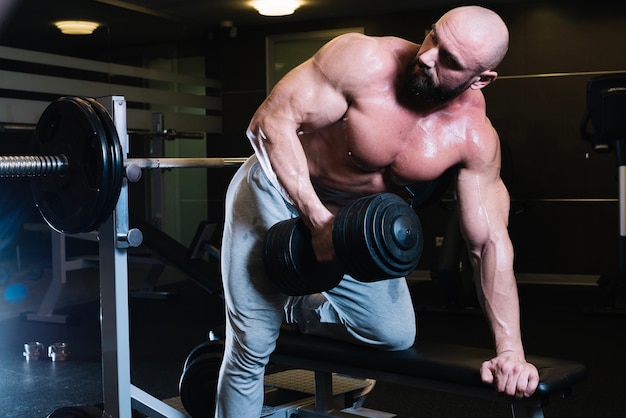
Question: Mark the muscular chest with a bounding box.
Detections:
[339,103,466,183]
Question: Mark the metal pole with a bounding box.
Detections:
[98,96,133,418]
[125,157,247,169]
[0,155,248,177]
[615,139,626,307]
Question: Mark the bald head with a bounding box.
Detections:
[438,6,509,71]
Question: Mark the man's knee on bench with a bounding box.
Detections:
[287,318,415,352]
[285,293,415,351]
[348,321,416,351]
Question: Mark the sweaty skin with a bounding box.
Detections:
[248,6,539,398]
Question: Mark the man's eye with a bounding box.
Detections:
[441,53,462,70]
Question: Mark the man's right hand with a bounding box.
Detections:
[480,352,539,398]
[310,216,336,263]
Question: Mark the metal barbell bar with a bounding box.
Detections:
[126,157,248,170]
[0,155,248,178]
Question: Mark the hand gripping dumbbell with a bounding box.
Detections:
[262,193,423,295]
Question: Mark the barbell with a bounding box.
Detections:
[0,96,247,234]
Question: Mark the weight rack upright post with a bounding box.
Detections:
[98,96,132,418]
[97,96,186,418]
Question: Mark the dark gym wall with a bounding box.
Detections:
[213,0,626,278]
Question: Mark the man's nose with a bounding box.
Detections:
[418,47,438,69]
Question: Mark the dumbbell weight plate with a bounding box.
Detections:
[333,194,380,280]
[263,218,344,296]
[31,97,122,233]
[333,193,422,281]
[371,197,422,272]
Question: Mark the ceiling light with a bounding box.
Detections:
[54,21,100,35]
[252,0,301,17]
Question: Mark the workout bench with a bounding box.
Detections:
[267,331,587,418]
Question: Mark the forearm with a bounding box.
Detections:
[472,240,525,356]
[456,144,538,395]
[247,124,332,228]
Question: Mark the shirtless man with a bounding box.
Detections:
[217,6,539,417]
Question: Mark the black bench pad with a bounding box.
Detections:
[272,332,587,399]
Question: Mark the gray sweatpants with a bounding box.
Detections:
[215,155,416,417]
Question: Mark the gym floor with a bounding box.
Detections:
[0,257,624,417]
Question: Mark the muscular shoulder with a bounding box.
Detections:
[316,33,418,62]
[313,33,419,90]
[454,97,501,174]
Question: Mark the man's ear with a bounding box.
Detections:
[470,70,498,90]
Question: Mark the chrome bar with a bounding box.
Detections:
[0,155,248,177]
[0,155,68,177]
[124,157,248,169]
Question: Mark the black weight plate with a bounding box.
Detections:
[375,205,422,272]
[334,193,422,281]
[367,194,422,278]
[47,406,103,418]
[82,98,116,229]
[84,97,124,228]
[31,97,111,233]
[263,218,343,295]
[179,353,222,418]
[333,194,380,280]
[285,219,344,294]
[73,97,114,231]
[183,339,224,371]
[361,195,398,277]
[365,199,394,273]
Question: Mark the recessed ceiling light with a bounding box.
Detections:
[251,0,302,17]
[54,21,100,35]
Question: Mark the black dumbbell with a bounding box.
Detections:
[262,193,423,295]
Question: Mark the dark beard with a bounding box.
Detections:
[406,58,467,104]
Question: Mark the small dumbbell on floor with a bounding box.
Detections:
[262,193,423,295]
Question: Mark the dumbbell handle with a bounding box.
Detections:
[0,155,248,177]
